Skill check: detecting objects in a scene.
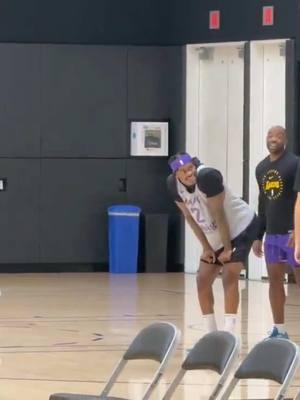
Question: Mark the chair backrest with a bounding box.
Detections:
[162,331,239,400]
[235,339,298,383]
[220,338,300,400]
[182,330,238,373]
[48,322,180,400]
[124,322,179,362]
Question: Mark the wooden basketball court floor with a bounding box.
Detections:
[0,272,299,399]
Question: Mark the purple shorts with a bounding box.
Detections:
[264,234,300,268]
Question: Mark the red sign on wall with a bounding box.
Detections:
[263,6,274,26]
[209,10,220,30]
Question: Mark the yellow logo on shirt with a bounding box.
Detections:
[265,181,280,190]
[262,169,284,200]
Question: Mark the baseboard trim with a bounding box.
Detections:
[0,263,108,273]
[0,263,184,273]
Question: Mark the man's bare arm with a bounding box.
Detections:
[206,192,232,250]
[175,201,211,249]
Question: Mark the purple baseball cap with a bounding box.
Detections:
[168,153,193,172]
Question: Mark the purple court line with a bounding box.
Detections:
[0,348,130,354]
[0,313,181,319]
[160,289,186,294]
[0,376,288,389]
[53,342,78,346]
[0,343,135,348]
[0,316,181,323]
[0,343,205,354]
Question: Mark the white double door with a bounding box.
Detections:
[185,40,291,279]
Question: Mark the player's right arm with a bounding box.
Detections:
[175,201,216,263]
[252,165,266,258]
[167,173,215,262]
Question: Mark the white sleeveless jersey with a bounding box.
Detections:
[177,165,254,250]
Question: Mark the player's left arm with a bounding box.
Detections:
[207,192,232,251]
[197,168,232,251]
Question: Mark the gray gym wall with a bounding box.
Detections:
[0,44,185,270]
[0,0,299,271]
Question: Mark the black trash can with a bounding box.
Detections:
[145,213,168,273]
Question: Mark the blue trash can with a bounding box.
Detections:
[108,205,141,273]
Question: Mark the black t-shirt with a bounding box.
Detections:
[167,166,224,201]
[255,151,299,239]
[293,161,300,192]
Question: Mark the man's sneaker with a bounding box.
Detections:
[266,326,289,340]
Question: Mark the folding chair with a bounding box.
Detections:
[49,322,180,400]
[220,338,300,400]
[162,330,239,400]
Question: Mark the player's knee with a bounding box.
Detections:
[196,272,211,291]
[222,271,239,288]
[269,276,285,285]
[268,270,285,284]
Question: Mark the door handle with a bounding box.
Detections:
[119,178,127,192]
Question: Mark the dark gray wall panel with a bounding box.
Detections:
[0,1,298,48]
[128,46,173,119]
[170,0,298,46]
[0,159,40,262]
[41,45,127,157]
[128,46,185,154]
[40,159,126,263]
[0,44,41,157]
[126,159,172,213]
[36,0,170,45]
[0,0,171,45]
[127,158,183,269]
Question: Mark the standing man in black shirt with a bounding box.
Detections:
[253,126,300,339]
[167,153,257,334]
